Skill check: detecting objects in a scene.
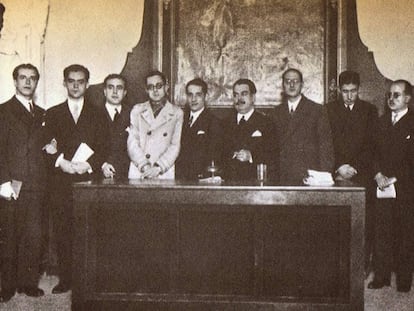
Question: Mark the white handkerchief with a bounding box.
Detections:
[197,130,205,135]
[72,143,94,162]
[251,130,262,137]
[377,184,396,199]
[406,135,411,140]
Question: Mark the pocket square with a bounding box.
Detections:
[406,135,411,140]
[197,130,206,135]
[251,130,262,137]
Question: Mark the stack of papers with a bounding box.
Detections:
[303,169,334,186]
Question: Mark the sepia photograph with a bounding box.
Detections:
[1,0,414,310]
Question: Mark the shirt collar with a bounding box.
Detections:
[190,107,205,124]
[68,97,84,111]
[105,102,122,121]
[344,103,355,110]
[15,93,33,112]
[288,95,302,112]
[237,108,254,123]
[392,108,408,123]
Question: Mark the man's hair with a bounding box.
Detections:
[233,78,257,94]
[393,79,413,96]
[104,73,127,88]
[145,70,166,85]
[339,70,360,87]
[186,78,207,95]
[63,64,90,81]
[282,68,303,82]
[0,3,5,14]
[12,63,40,81]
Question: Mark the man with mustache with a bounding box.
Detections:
[274,68,334,184]
[222,79,278,181]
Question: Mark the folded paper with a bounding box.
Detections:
[72,142,94,162]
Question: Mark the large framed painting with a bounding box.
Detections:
[166,0,338,107]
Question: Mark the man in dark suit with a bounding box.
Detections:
[368,80,414,292]
[175,78,223,180]
[327,71,378,273]
[101,74,131,180]
[44,64,108,293]
[274,68,334,184]
[222,79,278,181]
[0,64,47,301]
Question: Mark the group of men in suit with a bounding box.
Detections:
[1,63,414,302]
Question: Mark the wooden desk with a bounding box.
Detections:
[72,180,365,310]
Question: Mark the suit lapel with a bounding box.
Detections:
[283,98,307,144]
[149,102,175,131]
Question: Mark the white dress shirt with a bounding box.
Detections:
[16,93,33,113]
[392,108,408,125]
[189,107,204,127]
[105,103,122,121]
[68,97,84,123]
[237,108,254,124]
[288,95,302,113]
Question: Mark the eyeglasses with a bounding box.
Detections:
[283,79,301,85]
[387,92,403,99]
[146,83,164,91]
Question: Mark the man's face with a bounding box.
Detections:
[146,74,168,103]
[233,83,255,114]
[283,70,303,99]
[388,82,410,113]
[14,68,38,99]
[186,84,206,112]
[64,71,89,99]
[340,83,359,106]
[104,78,127,106]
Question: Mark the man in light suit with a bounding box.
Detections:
[175,78,223,180]
[128,70,183,179]
[274,68,334,184]
[368,80,414,292]
[327,71,378,273]
[222,79,278,181]
[44,64,108,293]
[0,64,47,301]
[101,74,131,180]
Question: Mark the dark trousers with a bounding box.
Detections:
[49,187,73,287]
[373,198,414,285]
[1,190,44,291]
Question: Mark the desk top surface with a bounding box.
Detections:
[73,179,365,192]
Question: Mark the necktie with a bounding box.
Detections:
[346,105,352,112]
[114,108,120,122]
[392,113,398,125]
[239,116,246,125]
[29,101,35,116]
[289,106,294,115]
[188,115,193,127]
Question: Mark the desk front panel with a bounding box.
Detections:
[72,182,364,311]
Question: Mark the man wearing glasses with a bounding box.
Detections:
[274,68,334,184]
[369,80,414,292]
[127,70,183,179]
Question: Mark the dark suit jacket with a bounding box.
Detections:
[327,98,378,184]
[374,109,414,201]
[103,104,131,180]
[274,95,334,184]
[175,108,223,180]
[0,96,48,191]
[222,109,278,181]
[45,99,109,186]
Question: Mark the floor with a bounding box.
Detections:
[0,272,413,310]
